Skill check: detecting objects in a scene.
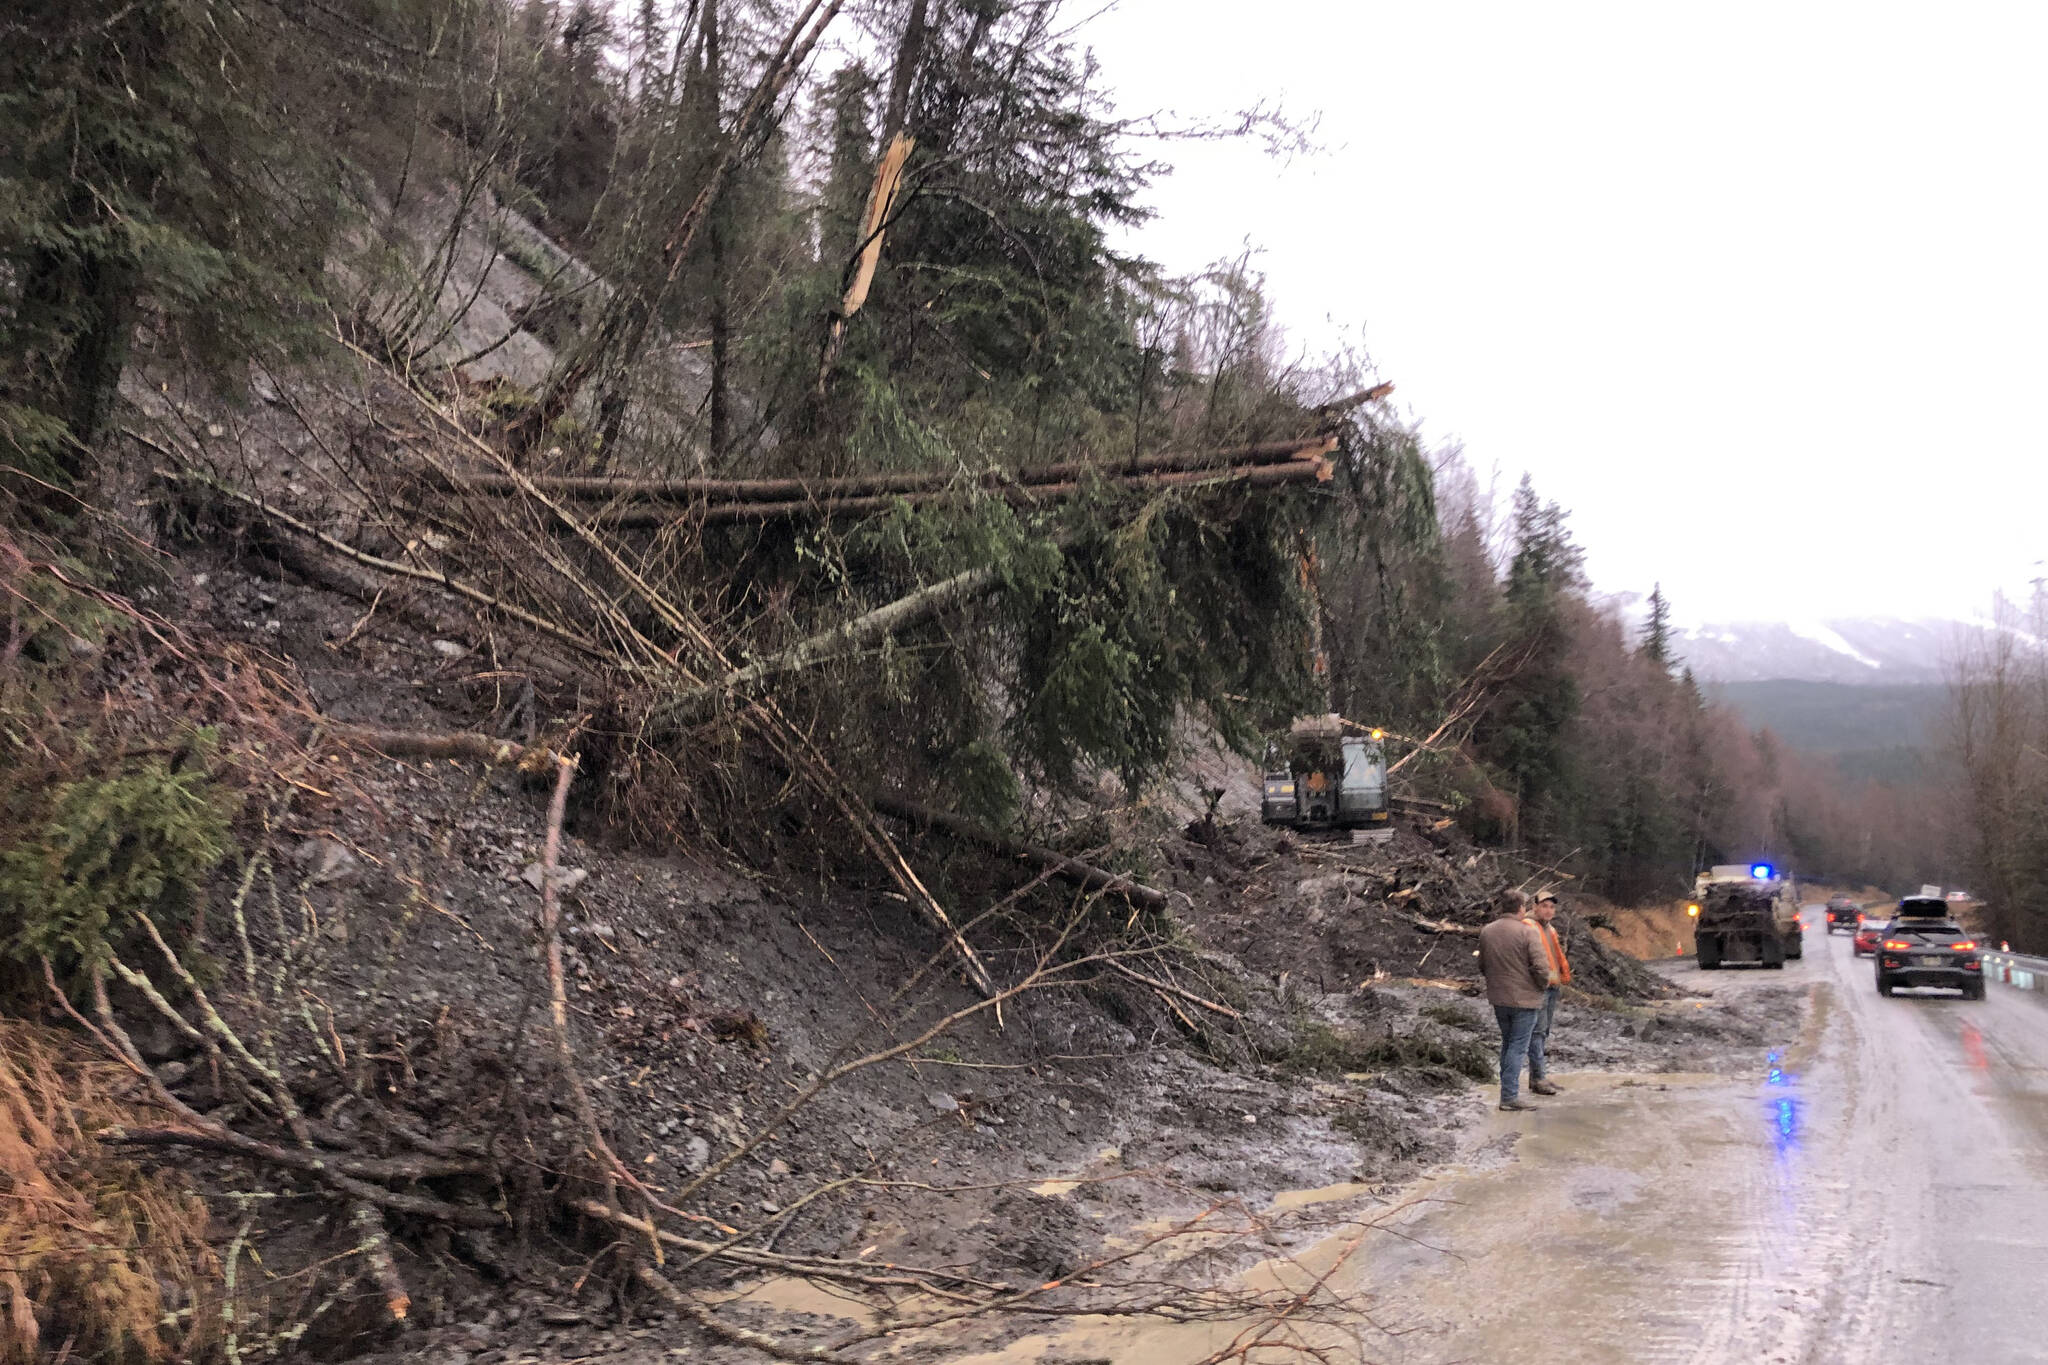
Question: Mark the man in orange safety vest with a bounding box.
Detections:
[1527,891,1571,1095]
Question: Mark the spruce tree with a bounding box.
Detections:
[1482,475,1586,835]
[1641,583,1674,667]
[1,0,328,484]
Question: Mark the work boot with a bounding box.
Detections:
[1530,1079,1560,1096]
[1498,1099,1535,1112]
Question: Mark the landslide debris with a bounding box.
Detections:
[1,544,1696,1365]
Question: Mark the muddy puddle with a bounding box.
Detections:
[698,1069,1791,1365]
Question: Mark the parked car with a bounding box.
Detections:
[1824,896,1862,934]
[1852,921,1887,958]
[1876,918,1985,998]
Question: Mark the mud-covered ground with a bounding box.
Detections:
[113,551,1804,1364]
[947,924,2048,1365]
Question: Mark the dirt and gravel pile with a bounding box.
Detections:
[1150,813,1671,1001]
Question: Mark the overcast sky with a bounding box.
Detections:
[1079,1,2048,625]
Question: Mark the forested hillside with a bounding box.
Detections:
[2,0,1943,899]
[0,1,1965,1358]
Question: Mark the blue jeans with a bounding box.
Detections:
[1493,1005,1540,1104]
[1528,986,1561,1081]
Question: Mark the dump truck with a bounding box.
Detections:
[1259,715,1390,832]
[1690,864,1803,969]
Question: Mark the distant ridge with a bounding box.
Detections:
[1706,679,1943,783]
[1669,617,2031,685]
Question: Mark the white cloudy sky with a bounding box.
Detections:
[1077,1,2048,624]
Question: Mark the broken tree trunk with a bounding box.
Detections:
[512,0,848,448]
[157,463,607,664]
[872,796,1170,914]
[254,538,592,689]
[814,131,917,401]
[650,559,1008,731]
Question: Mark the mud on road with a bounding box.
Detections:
[912,913,2048,1365]
[526,948,1807,1365]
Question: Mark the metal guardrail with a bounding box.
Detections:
[1982,950,2048,992]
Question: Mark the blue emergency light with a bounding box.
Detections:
[1751,863,1774,880]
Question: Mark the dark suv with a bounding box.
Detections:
[1824,896,1862,934]
[1875,909,1984,999]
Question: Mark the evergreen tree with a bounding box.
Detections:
[0,1,321,482]
[817,65,881,266]
[1640,583,1674,667]
[1480,475,1586,836]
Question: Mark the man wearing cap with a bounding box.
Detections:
[1526,892,1571,1095]
[1478,889,1557,1112]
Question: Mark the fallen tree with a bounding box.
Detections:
[650,559,1014,731]
[598,455,1334,528]
[873,795,1170,915]
[420,437,1335,505]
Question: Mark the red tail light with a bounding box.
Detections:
[1882,940,1912,951]
[1950,941,1976,952]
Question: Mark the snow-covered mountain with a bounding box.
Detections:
[1669,617,2032,685]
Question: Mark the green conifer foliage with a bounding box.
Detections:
[0,0,325,483]
[1480,475,1587,830]
[0,737,237,978]
[1641,583,1673,666]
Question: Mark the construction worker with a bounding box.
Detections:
[1479,889,1556,1111]
[1527,891,1570,1095]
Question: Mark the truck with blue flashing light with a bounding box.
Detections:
[1689,863,1803,970]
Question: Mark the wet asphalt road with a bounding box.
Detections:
[1364,912,2048,1363]
[958,912,2048,1363]
[1725,914,2048,1363]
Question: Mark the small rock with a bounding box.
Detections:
[431,639,469,659]
[538,1308,584,1327]
[767,1158,790,1178]
[760,1200,780,1214]
[926,1092,960,1114]
[520,864,589,894]
[682,1136,710,1172]
[155,1061,191,1087]
[295,838,359,888]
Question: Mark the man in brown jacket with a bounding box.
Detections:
[1478,889,1556,1111]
